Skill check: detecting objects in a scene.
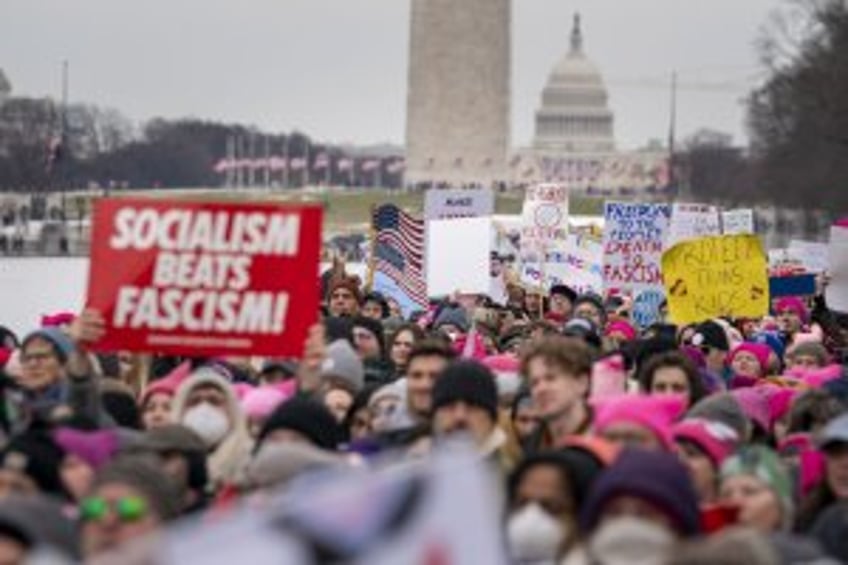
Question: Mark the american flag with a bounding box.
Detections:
[372,204,427,309]
[313,153,329,170]
[362,159,380,172]
[269,156,288,171]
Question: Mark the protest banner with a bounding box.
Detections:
[521,235,603,295]
[787,240,830,273]
[87,198,322,357]
[424,187,494,221]
[602,202,671,326]
[427,217,492,297]
[826,225,848,313]
[662,234,769,325]
[721,209,755,235]
[666,203,721,248]
[519,183,569,262]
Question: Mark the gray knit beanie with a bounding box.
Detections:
[688,393,751,441]
[93,455,183,521]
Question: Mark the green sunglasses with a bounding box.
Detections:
[80,496,148,523]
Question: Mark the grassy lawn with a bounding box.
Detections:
[81,187,604,234]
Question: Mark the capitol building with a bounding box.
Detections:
[514,14,670,196]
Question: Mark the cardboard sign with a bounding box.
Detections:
[662,234,769,325]
[426,217,492,297]
[721,209,754,235]
[602,202,671,292]
[520,183,569,260]
[666,203,721,248]
[87,198,322,357]
[826,225,848,313]
[424,188,494,221]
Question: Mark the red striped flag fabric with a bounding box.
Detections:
[372,204,427,308]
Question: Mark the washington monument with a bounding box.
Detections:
[404,0,510,187]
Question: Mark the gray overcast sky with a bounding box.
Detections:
[1,0,778,149]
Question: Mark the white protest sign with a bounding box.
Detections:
[826,226,848,313]
[721,209,755,235]
[666,202,721,247]
[520,183,569,261]
[520,235,603,294]
[788,240,830,273]
[427,217,492,296]
[424,187,494,221]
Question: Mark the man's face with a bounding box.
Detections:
[82,483,162,557]
[490,257,504,278]
[525,293,542,313]
[433,401,493,446]
[19,337,63,392]
[549,294,573,317]
[329,288,359,317]
[527,357,587,420]
[406,355,449,417]
[574,303,602,327]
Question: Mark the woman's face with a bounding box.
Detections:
[719,474,782,532]
[349,407,372,441]
[324,388,353,423]
[513,464,574,526]
[390,330,416,369]
[650,367,691,404]
[601,422,662,451]
[61,454,95,502]
[143,393,173,430]
[731,352,762,378]
[676,441,718,503]
[19,337,64,392]
[826,444,848,500]
[513,401,538,441]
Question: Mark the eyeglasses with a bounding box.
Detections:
[21,351,56,364]
[80,496,149,523]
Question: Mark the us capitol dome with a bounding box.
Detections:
[533,13,615,153]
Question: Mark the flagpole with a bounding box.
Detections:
[366,205,378,292]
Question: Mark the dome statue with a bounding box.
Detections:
[533,14,615,153]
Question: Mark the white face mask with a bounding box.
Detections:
[183,402,230,447]
[507,502,565,563]
[588,516,675,565]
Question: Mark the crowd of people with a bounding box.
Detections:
[0,268,847,564]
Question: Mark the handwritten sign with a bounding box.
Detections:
[521,235,604,295]
[662,234,769,325]
[520,183,569,261]
[424,188,494,221]
[87,199,322,357]
[787,240,830,273]
[602,202,671,292]
[721,209,754,235]
[666,203,721,247]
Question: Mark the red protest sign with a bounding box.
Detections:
[86,198,322,357]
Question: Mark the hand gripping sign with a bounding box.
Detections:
[86,198,322,357]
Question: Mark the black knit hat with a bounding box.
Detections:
[549,284,578,304]
[432,361,498,421]
[0,431,66,497]
[693,320,730,352]
[257,397,342,451]
[352,316,386,357]
[580,450,701,537]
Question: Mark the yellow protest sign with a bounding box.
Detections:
[662,234,769,325]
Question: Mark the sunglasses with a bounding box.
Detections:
[80,496,148,523]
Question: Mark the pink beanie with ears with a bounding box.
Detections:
[241,386,288,420]
[604,320,637,342]
[140,361,193,406]
[768,388,800,425]
[774,297,809,324]
[592,394,687,451]
[727,343,772,377]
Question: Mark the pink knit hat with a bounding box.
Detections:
[605,320,637,342]
[786,364,843,389]
[774,297,809,324]
[241,386,289,420]
[768,388,800,424]
[727,343,771,377]
[730,387,772,433]
[672,418,739,468]
[140,361,193,406]
[593,394,686,451]
[778,433,826,497]
[41,311,76,328]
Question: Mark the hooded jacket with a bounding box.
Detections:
[171,368,254,489]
